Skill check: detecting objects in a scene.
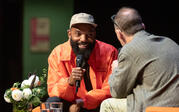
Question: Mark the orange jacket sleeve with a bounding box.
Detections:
[47,48,75,102]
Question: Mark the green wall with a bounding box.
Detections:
[23,0,73,78]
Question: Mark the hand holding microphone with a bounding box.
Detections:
[68,55,86,93]
[68,67,85,86]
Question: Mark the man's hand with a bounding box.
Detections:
[111,60,118,71]
[69,104,80,112]
[69,99,84,112]
[68,67,86,86]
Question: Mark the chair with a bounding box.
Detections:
[146,106,179,112]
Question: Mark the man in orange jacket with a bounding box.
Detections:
[43,13,118,112]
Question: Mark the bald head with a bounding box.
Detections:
[114,7,144,36]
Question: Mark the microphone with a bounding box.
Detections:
[75,54,84,93]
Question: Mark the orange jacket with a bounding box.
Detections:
[47,39,118,109]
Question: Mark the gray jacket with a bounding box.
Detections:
[109,30,179,112]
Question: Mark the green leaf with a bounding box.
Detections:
[29,96,41,107]
[13,82,21,88]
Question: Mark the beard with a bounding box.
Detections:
[70,38,95,62]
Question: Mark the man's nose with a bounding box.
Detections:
[80,34,88,42]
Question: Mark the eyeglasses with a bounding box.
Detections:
[111,14,121,30]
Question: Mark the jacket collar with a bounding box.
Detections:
[133,30,151,39]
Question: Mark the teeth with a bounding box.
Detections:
[79,44,87,48]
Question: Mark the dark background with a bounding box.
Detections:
[0,0,178,111]
[0,0,23,111]
[74,0,179,49]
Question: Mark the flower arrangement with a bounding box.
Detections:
[4,68,48,112]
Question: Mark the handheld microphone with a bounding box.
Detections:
[76,54,84,93]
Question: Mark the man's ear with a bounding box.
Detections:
[115,28,126,46]
[67,29,71,39]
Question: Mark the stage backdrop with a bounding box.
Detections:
[23,0,73,78]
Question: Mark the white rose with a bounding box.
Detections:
[12,89,23,101]
[21,80,31,88]
[23,88,32,99]
[4,93,11,103]
[28,75,39,87]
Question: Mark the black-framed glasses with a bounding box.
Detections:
[111,14,121,30]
